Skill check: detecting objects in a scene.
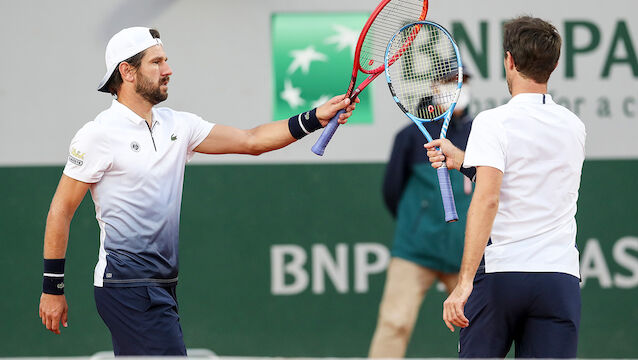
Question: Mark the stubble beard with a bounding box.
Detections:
[136,72,169,105]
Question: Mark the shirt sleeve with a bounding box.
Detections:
[184,113,215,162]
[462,112,507,173]
[63,122,112,183]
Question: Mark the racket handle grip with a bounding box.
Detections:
[437,164,459,223]
[311,109,344,156]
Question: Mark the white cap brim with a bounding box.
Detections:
[97,63,120,93]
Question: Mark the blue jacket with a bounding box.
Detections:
[383,113,473,272]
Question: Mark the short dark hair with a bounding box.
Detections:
[503,16,561,84]
[106,28,161,95]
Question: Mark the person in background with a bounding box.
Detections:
[369,68,474,358]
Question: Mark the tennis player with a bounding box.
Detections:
[425,16,586,358]
[38,27,357,355]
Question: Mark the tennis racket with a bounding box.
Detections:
[385,21,463,222]
[311,0,429,156]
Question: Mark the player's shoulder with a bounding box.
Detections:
[472,104,509,128]
[551,101,586,132]
[155,107,206,131]
[154,106,201,121]
[70,106,121,145]
[76,114,108,138]
[476,102,510,118]
[68,120,111,157]
[88,105,126,129]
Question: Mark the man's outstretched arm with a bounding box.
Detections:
[195,95,358,155]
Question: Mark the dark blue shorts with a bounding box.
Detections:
[94,286,187,356]
[459,268,581,358]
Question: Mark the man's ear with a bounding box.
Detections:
[119,62,136,83]
[504,51,516,71]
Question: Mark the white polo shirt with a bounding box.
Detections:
[63,99,214,287]
[463,93,586,278]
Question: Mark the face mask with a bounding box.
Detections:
[455,84,471,112]
[434,82,470,111]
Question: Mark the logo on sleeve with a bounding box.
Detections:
[171,134,177,141]
[68,147,85,166]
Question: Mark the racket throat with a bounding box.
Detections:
[349,89,363,103]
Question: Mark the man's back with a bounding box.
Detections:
[463,93,586,277]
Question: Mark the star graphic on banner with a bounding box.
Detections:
[311,95,332,109]
[280,79,305,109]
[325,24,359,58]
[287,46,328,75]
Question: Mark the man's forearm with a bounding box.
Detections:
[245,119,297,155]
[43,210,72,259]
[457,197,497,284]
[457,166,502,285]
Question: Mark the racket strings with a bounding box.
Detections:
[387,23,460,120]
[359,0,428,73]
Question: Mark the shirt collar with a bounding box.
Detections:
[507,93,554,105]
[110,99,160,126]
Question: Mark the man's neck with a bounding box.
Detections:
[510,77,548,97]
[116,91,153,126]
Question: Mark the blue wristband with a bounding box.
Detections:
[288,108,321,140]
[43,259,65,295]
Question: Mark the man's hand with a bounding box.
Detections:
[442,281,472,332]
[316,94,359,126]
[425,139,465,170]
[39,293,68,335]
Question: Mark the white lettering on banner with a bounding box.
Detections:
[612,237,638,288]
[580,237,638,289]
[271,245,308,295]
[580,239,613,288]
[312,244,348,294]
[270,243,390,295]
[354,243,390,293]
[271,237,638,295]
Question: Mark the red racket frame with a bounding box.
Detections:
[311,0,428,155]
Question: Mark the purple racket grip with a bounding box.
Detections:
[437,164,459,223]
[311,109,345,156]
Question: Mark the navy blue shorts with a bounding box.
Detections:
[94,286,187,356]
[459,268,581,358]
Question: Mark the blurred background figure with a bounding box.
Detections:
[368,68,473,358]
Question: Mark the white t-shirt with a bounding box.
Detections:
[463,93,586,278]
[63,99,214,287]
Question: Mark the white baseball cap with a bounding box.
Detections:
[97,27,163,93]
